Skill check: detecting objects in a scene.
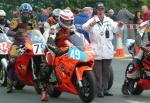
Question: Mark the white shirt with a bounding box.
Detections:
[82,15,120,60]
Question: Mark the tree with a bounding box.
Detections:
[0,0,149,19]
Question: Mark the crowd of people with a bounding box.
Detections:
[0,1,149,102]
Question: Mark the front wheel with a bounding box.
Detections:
[0,64,7,86]
[128,80,143,95]
[48,84,62,98]
[13,80,25,90]
[78,71,96,103]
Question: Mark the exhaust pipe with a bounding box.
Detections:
[1,58,8,71]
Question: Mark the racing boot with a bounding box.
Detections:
[6,77,13,93]
[6,61,15,93]
[41,83,48,101]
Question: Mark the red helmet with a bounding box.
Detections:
[59,9,74,29]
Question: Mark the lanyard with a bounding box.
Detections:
[97,21,105,36]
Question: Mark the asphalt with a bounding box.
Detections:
[0,59,150,103]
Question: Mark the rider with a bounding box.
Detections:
[41,9,76,101]
[6,3,37,93]
[127,19,150,79]
[0,9,10,33]
[48,8,62,26]
[42,9,62,42]
[47,9,76,55]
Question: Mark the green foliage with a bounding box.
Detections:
[0,0,149,19]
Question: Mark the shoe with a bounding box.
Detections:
[41,83,49,101]
[97,92,104,98]
[7,87,12,93]
[41,90,48,101]
[104,91,113,96]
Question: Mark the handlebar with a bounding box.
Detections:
[140,46,150,52]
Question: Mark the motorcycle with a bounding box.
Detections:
[0,26,12,86]
[1,30,46,93]
[46,34,96,103]
[122,20,150,95]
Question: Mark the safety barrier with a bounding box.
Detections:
[126,24,139,30]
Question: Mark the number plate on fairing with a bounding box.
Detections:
[32,43,44,55]
[68,46,86,61]
[0,42,9,54]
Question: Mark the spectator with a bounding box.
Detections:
[66,7,71,11]
[133,11,142,24]
[108,9,117,21]
[47,7,53,17]
[141,5,149,22]
[141,5,150,41]
[38,8,49,22]
[74,7,93,43]
[133,11,143,44]
[37,8,49,34]
[108,9,118,50]
[76,5,82,14]
[82,2,123,98]
[117,3,134,46]
[12,8,20,19]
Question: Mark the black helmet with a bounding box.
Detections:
[96,2,105,9]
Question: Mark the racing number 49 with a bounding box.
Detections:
[70,49,80,60]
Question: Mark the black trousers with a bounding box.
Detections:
[93,59,112,94]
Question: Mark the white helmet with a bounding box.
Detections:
[0,10,6,17]
[52,9,62,17]
[126,39,135,48]
[59,9,74,29]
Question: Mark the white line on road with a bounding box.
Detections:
[124,100,148,103]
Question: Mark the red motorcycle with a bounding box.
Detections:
[122,21,150,95]
[46,34,96,103]
[1,30,46,93]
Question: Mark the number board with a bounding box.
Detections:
[0,42,9,54]
[68,46,86,61]
[32,43,44,55]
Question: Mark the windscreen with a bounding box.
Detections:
[68,33,86,51]
[0,33,9,42]
[28,30,45,43]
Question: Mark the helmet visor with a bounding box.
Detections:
[21,12,30,18]
[60,17,73,27]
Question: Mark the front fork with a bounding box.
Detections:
[31,57,37,80]
[75,66,92,87]
[1,58,8,71]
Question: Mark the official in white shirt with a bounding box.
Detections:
[82,2,123,97]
